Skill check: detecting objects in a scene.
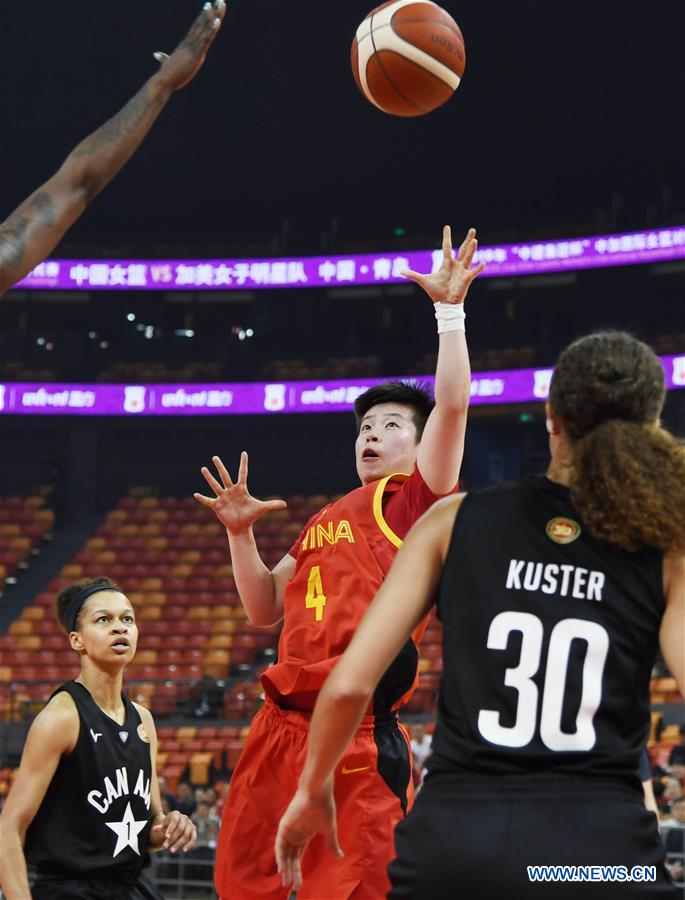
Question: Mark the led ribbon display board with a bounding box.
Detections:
[1,356,683,416]
[14,227,685,292]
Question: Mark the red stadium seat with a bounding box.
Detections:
[225,740,245,770]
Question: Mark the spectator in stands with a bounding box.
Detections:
[663,778,684,809]
[0,1,226,298]
[196,226,485,898]
[410,725,433,785]
[191,675,223,719]
[0,576,196,898]
[662,797,685,833]
[187,800,220,894]
[663,798,685,886]
[192,800,220,848]
[157,776,175,816]
[669,725,685,768]
[176,781,197,818]
[204,786,218,813]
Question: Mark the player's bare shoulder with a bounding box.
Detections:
[403,492,466,562]
[434,492,467,516]
[29,689,80,754]
[429,493,466,557]
[133,701,157,743]
[415,491,465,521]
[663,552,685,603]
[419,492,466,531]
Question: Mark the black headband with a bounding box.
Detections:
[65,580,114,633]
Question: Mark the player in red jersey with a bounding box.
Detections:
[195,225,485,899]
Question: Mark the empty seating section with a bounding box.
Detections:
[262,355,381,380]
[154,724,252,793]
[648,679,685,770]
[0,495,54,590]
[2,489,682,795]
[97,361,226,384]
[1,492,316,728]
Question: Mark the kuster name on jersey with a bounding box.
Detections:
[87,766,151,814]
[506,559,605,601]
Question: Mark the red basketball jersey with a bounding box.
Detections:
[261,472,433,713]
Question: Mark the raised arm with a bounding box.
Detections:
[274,494,464,890]
[194,452,294,627]
[0,0,226,297]
[0,695,78,897]
[403,226,484,494]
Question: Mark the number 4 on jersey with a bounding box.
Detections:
[305,565,327,621]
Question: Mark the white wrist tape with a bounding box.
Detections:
[435,302,466,334]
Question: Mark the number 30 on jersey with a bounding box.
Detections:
[478,611,609,752]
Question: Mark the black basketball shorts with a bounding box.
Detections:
[31,871,164,900]
[388,772,679,899]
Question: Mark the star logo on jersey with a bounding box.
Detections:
[105,801,147,857]
[546,516,581,544]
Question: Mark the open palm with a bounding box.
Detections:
[402,225,485,305]
[194,452,286,535]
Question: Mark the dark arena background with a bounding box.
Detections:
[1,0,684,896]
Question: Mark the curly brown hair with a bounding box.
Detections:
[549,331,685,553]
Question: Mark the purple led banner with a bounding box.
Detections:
[1,356,683,416]
[14,227,685,292]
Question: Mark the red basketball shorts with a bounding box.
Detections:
[215,698,414,899]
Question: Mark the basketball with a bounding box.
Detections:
[351,0,466,117]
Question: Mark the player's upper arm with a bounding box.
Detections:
[0,175,87,297]
[134,703,163,817]
[660,553,685,697]
[416,407,467,496]
[0,693,79,840]
[268,552,297,625]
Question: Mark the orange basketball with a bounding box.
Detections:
[351,0,466,117]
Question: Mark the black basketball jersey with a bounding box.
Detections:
[26,681,154,877]
[430,475,664,783]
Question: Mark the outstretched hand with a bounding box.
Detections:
[402,225,485,305]
[275,786,342,892]
[194,451,287,535]
[153,0,227,92]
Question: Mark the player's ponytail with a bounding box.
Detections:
[549,331,685,554]
[569,419,685,553]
